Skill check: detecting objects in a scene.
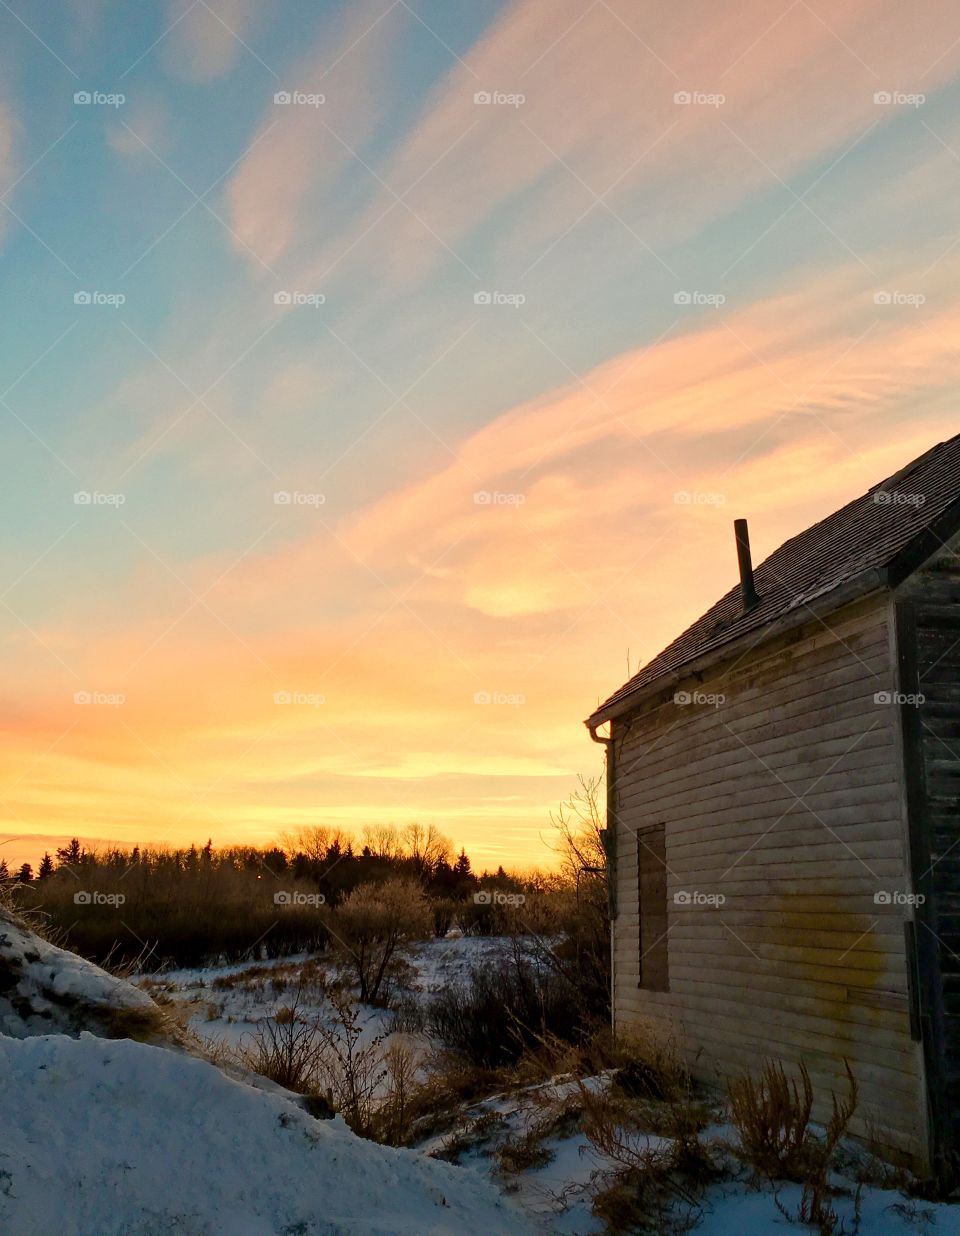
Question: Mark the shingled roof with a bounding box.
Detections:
[587,431,960,727]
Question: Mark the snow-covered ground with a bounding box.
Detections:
[0,1031,532,1236]
[4,913,959,1235]
[421,1077,960,1236]
[0,912,532,1236]
[140,932,512,1055]
[143,939,960,1235]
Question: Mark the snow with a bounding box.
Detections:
[4,918,959,1236]
[137,941,960,1235]
[693,1178,959,1235]
[420,1075,610,1235]
[0,910,156,1039]
[141,934,516,1056]
[0,1031,534,1236]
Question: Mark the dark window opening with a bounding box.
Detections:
[638,823,669,992]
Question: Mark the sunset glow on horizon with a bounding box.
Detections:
[3,0,960,872]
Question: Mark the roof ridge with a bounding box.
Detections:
[878,436,950,492]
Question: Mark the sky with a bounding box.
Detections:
[2,0,960,872]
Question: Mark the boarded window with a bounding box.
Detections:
[637,824,669,991]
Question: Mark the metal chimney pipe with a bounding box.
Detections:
[734,519,760,612]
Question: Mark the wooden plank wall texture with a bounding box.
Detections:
[611,593,928,1165]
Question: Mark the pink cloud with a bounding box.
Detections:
[281,0,960,291]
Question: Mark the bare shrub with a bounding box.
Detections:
[246,987,324,1093]
[246,985,434,1145]
[389,990,425,1034]
[330,878,431,1004]
[375,1039,421,1146]
[430,896,458,938]
[311,989,388,1138]
[495,1093,584,1175]
[541,774,611,1024]
[426,955,582,1067]
[496,1125,554,1173]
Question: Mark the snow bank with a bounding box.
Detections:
[0,911,157,1039]
[0,1032,533,1236]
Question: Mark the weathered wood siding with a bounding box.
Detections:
[611,592,927,1165]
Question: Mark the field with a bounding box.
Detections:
[130,933,958,1236]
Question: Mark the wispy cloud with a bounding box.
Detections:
[225,0,400,266]
[226,0,960,296]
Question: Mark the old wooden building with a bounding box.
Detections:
[586,433,960,1173]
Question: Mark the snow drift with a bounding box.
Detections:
[0,1032,532,1236]
[0,909,159,1040]
[0,910,531,1235]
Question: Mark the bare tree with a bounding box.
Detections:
[278,825,347,863]
[401,823,452,879]
[537,774,611,1022]
[361,823,403,861]
[551,773,607,882]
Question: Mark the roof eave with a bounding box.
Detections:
[584,567,888,729]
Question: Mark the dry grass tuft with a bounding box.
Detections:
[728,1058,816,1180]
[729,1059,860,1236]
